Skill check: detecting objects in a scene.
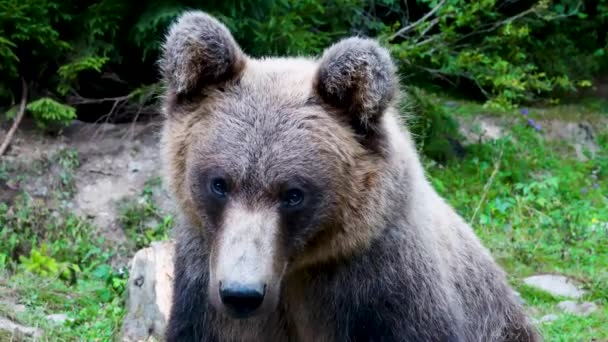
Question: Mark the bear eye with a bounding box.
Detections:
[281,189,304,208]
[210,178,229,197]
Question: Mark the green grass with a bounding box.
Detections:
[0,149,174,340]
[118,177,173,250]
[425,105,608,340]
[0,102,607,340]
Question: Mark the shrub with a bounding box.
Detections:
[374,0,608,109]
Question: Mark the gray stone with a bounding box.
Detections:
[534,314,558,324]
[458,117,505,144]
[121,240,175,342]
[557,301,598,316]
[523,275,586,298]
[47,313,70,324]
[0,317,42,339]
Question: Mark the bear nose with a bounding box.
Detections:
[219,282,266,318]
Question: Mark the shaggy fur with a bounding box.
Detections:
[159,10,541,342]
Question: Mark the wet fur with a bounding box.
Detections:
[160,11,541,342]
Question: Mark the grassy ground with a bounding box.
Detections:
[0,101,606,341]
[0,152,171,341]
[425,102,608,341]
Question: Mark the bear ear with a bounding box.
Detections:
[314,37,397,141]
[160,11,245,98]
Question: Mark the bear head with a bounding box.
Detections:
[160,11,404,319]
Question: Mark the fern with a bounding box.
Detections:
[57,56,110,95]
[26,98,77,129]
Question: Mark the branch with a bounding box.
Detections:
[413,17,441,44]
[453,1,582,45]
[0,78,28,157]
[389,0,447,41]
[67,93,131,105]
[470,148,503,225]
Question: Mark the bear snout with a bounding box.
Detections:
[208,203,286,319]
[218,282,266,319]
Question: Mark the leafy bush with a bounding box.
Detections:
[404,87,464,161]
[375,0,608,109]
[0,0,607,134]
[0,195,104,273]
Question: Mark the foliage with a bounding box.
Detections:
[424,104,608,340]
[0,147,130,339]
[404,87,463,161]
[26,97,77,129]
[57,56,109,96]
[0,195,106,274]
[214,0,363,56]
[119,177,173,249]
[375,0,608,109]
[19,244,80,281]
[1,0,607,129]
[0,0,71,91]
[55,148,80,194]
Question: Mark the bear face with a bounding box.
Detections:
[160,12,403,319]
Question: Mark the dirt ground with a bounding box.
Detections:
[1,118,173,249]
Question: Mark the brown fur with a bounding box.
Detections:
[159,10,541,342]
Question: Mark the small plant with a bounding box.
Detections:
[19,244,80,282]
[119,177,173,249]
[26,98,77,130]
[54,148,80,197]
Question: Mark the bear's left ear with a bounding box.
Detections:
[314,37,398,142]
[160,11,245,100]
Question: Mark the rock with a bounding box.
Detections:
[0,317,42,339]
[557,301,598,316]
[542,121,598,161]
[523,275,586,298]
[121,240,176,342]
[534,314,558,324]
[458,116,505,144]
[47,313,70,324]
[128,161,142,173]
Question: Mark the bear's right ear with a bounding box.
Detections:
[160,11,245,99]
[314,38,397,151]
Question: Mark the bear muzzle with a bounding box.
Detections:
[208,204,286,319]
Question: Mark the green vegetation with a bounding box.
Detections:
[0,1,607,340]
[1,0,607,128]
[425,104,608,340]
[0,148,127,340]
[0,148,177,340]
[119,177,173,250]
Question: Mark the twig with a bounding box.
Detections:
[67,93,131,105]
[389,0,447,41]
[0,78,28,156]
[470,148,504,225]
[413,17,441,44]
[67,89,159,140]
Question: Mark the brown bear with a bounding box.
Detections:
[158,11,540,342]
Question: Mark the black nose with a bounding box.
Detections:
[219,282,266,318]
